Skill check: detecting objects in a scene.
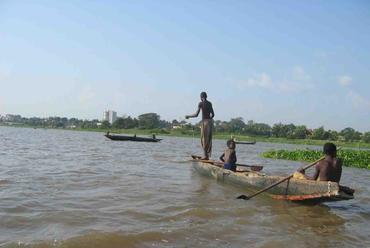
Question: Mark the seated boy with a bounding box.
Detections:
[220,139,237,171]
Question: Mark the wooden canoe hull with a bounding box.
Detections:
[234,140,256,145]
[104,134,162,142]
[192,159,354,203]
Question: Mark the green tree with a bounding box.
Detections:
[229,117,245,133]
[244,120,271,136]
[340,127,362,142]
[327,130,339,141]
[172,119,179,126]
[310,126,329,140]
[272,123,283,137]
[272,123,295,138]
[362,132,370,143]
[112,118,125,129]
[253,123,272,136]
[69,118,82,127]
[111,116,138,129]
[100,120,111,129]
[61,117,68,126]
[138,113,160,129]
[214,120,229,132]
[289,125,308,139]
[159,119,171,128]
[82,119,99,128]
[123,116,138,129]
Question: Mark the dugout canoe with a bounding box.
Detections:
[105,134,162,142]
[191,156,354,203]
[234,140,256,145]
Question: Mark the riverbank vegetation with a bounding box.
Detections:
[261,149,370,169]
[1,113,370,148]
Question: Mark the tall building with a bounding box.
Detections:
[103,110,117,124]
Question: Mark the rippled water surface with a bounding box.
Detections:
[0,127,369,247]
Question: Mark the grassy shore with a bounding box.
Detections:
[2,124,370,149]
[261,149,370,169]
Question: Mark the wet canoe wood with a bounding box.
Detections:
[191,157,354,203]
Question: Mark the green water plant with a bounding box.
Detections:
[261,149,370,169]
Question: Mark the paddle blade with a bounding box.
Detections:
[236,195,250,200]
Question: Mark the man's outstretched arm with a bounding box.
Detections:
[185,105,200,119]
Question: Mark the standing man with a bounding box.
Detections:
[186,92,215,160]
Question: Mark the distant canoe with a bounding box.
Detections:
[104,134,162,142]
[191,156,354,203]
[234,140,256,145]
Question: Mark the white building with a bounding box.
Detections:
[103,110,117,124]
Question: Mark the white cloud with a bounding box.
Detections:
[239,66,313,94]
[338,75,352,86]
[244,73,272,89]
[347,90,370,110]
[292,66,310,81]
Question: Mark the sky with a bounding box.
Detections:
[0,0,370,131]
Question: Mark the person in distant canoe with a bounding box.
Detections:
[185,91,215,160]
[220,139,237,172]
[297,143,342,182]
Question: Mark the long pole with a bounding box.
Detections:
[237,155,326,200]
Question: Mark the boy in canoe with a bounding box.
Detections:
[220,139,237,172]
[297,142,342,182]
[185,91,215,160]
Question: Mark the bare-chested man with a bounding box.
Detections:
[185,92,215,160]
[299,143,342,182]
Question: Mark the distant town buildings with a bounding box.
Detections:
[0,114,22,122]
[103,110,117,124]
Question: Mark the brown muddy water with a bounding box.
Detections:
[0,127,369,248]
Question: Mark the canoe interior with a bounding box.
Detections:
[190,154,263,172]
[192,158,354,203]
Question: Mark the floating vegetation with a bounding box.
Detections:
[261,149,370,169]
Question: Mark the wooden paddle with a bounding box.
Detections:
[237,155,326,200]
[191,155,263,172]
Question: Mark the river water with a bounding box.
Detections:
[0,127,369,247]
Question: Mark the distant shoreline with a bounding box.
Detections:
[2,124,370,149]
